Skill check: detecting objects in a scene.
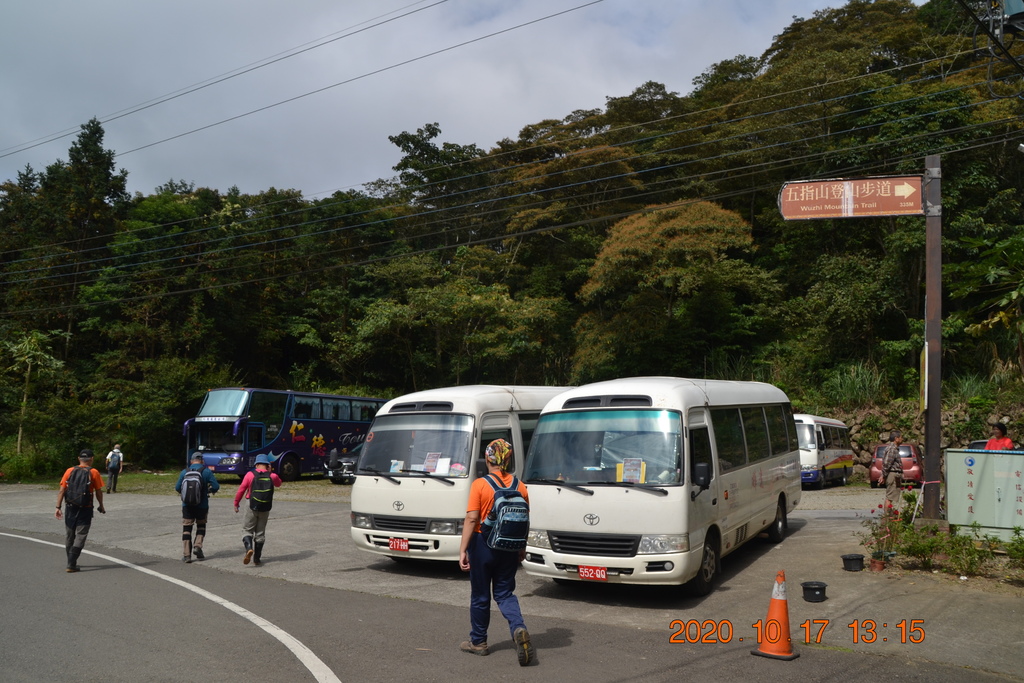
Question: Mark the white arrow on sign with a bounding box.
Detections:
[894,182,917,198]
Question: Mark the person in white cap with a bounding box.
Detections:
[233,453,282,566]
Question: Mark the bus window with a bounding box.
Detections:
[781,403,798,451]
[689,426,713,482]
[250,391,288,428]
[246,425,264,451]
[518,413,541,457]
[352,400,382,421]
[742,407,770,463]
[323,398,351,421]
[292,396,321,420]
[710,408,746,471]
[765,405,790,456]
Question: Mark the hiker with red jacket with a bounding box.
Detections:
[233,453,282,567]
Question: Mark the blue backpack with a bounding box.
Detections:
[481,474,530,552]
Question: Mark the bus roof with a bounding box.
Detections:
[793,413,847,428]
[540,377,791,413]
[377,385,574,416]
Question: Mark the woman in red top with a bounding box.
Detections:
[458,438,535,666]
[985,423,1014,451]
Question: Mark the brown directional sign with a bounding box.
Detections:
[778,175,924,220]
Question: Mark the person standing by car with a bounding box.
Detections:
[458,438,535,667]
[881,430,904,508]
[985,423,1014,451]
[175,452,220,563]
[55,449,106,572]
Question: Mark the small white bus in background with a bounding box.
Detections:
[521,377,801,595]
[794,413,854,489]
[349,385,572,562]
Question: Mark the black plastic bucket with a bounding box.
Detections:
[801,581,827,602]
[841,553,864,571]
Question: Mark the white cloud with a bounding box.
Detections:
[0,0,924,197]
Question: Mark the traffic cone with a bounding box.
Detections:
[751,570,799,660]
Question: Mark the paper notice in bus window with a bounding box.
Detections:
[389,460,404,473]
[621,458,643,483]
[424,452,441,472]
[435,457,451,475]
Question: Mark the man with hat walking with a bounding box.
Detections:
[55,449,106,572]
[233,453,282,566]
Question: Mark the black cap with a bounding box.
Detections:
[79,449,94,459]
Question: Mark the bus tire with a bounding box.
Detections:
[688,532,719,597]
[767,500,786,543]
[814,474,825,490]
[839,468,849,486]
[279,455,300,482]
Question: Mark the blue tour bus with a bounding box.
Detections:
[183,387,386,481]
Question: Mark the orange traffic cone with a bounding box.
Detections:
[751,570,799,660]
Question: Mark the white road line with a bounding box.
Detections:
[1,532,341,683]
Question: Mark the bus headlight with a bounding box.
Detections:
[638,534,689,554]
[351,512,372,529]
[219,457,240,465]
[527,529,551,549]
[428,520,462,535]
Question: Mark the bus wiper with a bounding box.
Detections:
[530,478,594,496]
[400,469,455,486]
[601,481,669,496]
[358,466,402,485]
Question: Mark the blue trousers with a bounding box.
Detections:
[467,531,526,645]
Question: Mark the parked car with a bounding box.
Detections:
[324,443,362,485]
[868,443,923,487]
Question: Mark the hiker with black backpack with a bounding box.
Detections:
[233,453,282,567]
[55,449,106,573]
[458,438,536,667]
[175,452,220,563]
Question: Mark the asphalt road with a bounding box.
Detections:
[1,483,1021,682]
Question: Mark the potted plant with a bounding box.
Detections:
[860,503,902,570]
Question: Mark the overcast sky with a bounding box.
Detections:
[0,0,926,198]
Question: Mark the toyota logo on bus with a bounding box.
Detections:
[584,513,600,526]
[393,501,405,511]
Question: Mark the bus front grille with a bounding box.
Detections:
[373,515,429,533]
[548,532,640,557]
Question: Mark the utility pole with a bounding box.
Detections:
[922,155,942,520]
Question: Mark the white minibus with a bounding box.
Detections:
[521,377,801,594]
[349,385,572,562]
[794,413,854,489]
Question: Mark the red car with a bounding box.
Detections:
[869,443,923,487]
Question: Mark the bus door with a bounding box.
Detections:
[477,413,514,477]
[247,423,266,455]
[687,409,718,547]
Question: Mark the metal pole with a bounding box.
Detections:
[923,155,942,520]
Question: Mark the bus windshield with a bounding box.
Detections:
[524,409,683,485]
[796,424,816,450]
[197,389,249,417]
[359,413,474,477]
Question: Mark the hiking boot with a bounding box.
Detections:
[460,641,489,656]
[183,555,191,563]
[513,628,535,666]
[194,548,205,560]
[253,558,262,567]
[65,566,80,573]
[253,542,264,567]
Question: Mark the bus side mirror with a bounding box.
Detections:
[691,462,711,500]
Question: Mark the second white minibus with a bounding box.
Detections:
[794,413,854,489]
[349,385,572,562]
[521,377,801,594]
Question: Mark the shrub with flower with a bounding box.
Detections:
[860,503,902,559]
